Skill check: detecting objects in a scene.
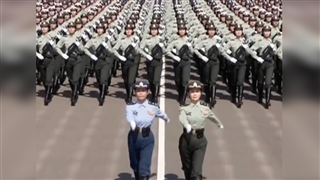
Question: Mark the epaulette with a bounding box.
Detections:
[251,32,256,36]
[200,101,209,106]
[180,103,190,107]
[148,101,159,108]
[126,101,136,105]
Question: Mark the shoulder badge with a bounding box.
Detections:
[200,101,209,107]
[126,101,136,105]
[180,103,190,107]
[148,101,160,108]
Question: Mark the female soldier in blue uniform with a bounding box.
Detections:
[126,80,170,180]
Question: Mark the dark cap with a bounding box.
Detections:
[40,21,50,27]
[256,21,264,27]
[134,81,149,89]
[150,23,159,29]
[80,13,88,18]
[234,24,243,30]
[188,81,203,90]
[67,22,76,27]
[177,23,187,29]
[262,25,272,31]
[206,23,216,30]
[75,18,82,24]
[125,23,135,29]
[49,18,57,24]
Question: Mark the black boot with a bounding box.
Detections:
[184,170,191,180]
[78,77,85,95]
[191,176,202,180]
[84,68,89,85]
[126,84,133,104]
[71,84,78,106]
[257,83,263,104]
[133,171,140,180]
[252,76,257,94]
[210,85,217,108]
[177,84,182,102]
[222,69,227,84]
[99,84,106,106]
[237,85,243,108]
[59,67,66,85]
[150,83,156,102]
[36,72,42,85]
[52,75,60,95]
[44,85,52,106]
[204,85,210,104]
[265,87,271,109]
[179,85,187,106]
[154,85,160,103]
[231,85,236,104]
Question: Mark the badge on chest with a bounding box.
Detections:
[133,110,138,116]
[148,109,154,116]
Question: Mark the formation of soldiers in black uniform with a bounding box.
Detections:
[36,0,282,109]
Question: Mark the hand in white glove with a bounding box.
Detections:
[49,40,54,45]
[229,57,237,63]
[173,56,181,62]
[102,42,108,48]
[185,124,192,133]
[131,43,136,47]
[165,118,170,123]
[215,43,221,48]
[269,43,276,50]
[57,34,62,39]
[146,55,153,61]
[62,53,69,60]
[90,55,98,61]
[36,52,44,60]
[159,43,164,47]
[256,57,264,63]
[218,124,224,129]
[81,34,87,40]
[186,42,192,47]
[130,121,136,130]
[119,55,127,62]
[75,41,80,46]
[201,56,209,62]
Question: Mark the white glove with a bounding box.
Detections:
[49,40,55,45]
[256,57,264,63]
[159,30,163,34]
[81,34,87,40]
[201,56,209,62]
[116,25,121,30]
[218,124,224,129]
[270,43,276,50]
[75,41,80,46]
[134,36,139,42]
[186,42,192,47]
[165,118,170,123]
[102,42,108,48]
[119,55,126,62]
[62,28,68,34]
[242,44,248,48]
[136,30,141,34]
[146,54,153,61]
[62,53,69,60]
[109,29,115,33]
[159,43,164,47]
[172,48,177,54]
[229,57,237,63]
[215,43,221,48]
[90,55,98,61]
[185,124,192,133]
[57,34,62,39]
[36,52,44,60]
[226,49,232,54]
[173,56,181,62]
[129,121,136,130]
[131,43,136,47]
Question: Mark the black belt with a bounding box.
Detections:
[183,128,205,139]
[133,127,151,138]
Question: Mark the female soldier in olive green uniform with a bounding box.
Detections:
[139,23,164,103]
[166,23,193,105]
[56,22,84,106]
[250,25,276,109]
[222,24,248,108]
[179,81,224,180]
[112,23,143,103]
[36,21,56,106]
[194,24,223,108]
[84,23,113,106]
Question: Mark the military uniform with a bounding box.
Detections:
[126,81,169,180]
[84,24,113,106]
[113,23,143,103]
[194,25,223,108]
[166,23,193,105]
[179,81,223,180]
[36,21,56,105]
[222,24,248,108]
[250,26,276,108]
[139,24,164,103]
[56,22,84,106]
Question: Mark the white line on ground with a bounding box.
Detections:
[157,57,166,180]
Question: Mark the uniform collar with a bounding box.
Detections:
[136,100,148,107]
[190,101,200,107]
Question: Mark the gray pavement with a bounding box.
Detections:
[35,59,282,180]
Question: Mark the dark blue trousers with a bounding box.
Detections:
[127,130,154,177]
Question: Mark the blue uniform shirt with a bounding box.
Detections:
[126,100,168,128]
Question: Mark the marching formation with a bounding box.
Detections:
[36,0,282,109]
[36,0,281,179]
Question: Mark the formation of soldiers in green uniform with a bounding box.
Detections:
[36,0,282,109]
